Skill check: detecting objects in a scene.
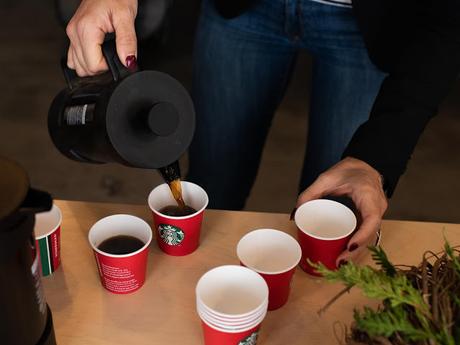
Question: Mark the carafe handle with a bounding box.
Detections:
[61,33,137,90]
[102,32,137,82]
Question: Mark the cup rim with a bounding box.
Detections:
[35,204,62,239]
[237,228,302,275]
[199,314,265,332]
[88,214,153,258]
[198,312,264,327]
[197,294,268,320]
[148,181,209,220]
[197,297,268,322]
[198,306,266,327]
[199,311,264,333]
[294,199,357,241]
[196,265,269,319]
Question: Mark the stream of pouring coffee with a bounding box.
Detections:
[158,161,186,209]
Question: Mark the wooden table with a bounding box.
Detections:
[42,200,460,345]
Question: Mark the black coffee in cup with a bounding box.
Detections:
[159,205,197,217]
[98,235,145,255]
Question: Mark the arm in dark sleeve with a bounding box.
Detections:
[343,0,460,197]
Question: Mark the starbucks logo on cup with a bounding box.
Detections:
[158,224,185,246]
[238,331,258,345]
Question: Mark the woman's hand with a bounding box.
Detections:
[66,0,138,76]
[296,157,388,266]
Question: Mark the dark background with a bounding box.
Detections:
[1,0,459,221]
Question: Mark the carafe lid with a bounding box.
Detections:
[0,157,52,225]
[0,158,52,258]
[0,157,29,221]
[106,70,195,169]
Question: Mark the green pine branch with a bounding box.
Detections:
[316,262,429,316]
[315,241,460,345]
[444,241,460,277]
[354,305,431,341]
[369,246,397,277]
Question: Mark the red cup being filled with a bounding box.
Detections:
[294,199,357,276]
[196,265,269,345]
[88,214,153,294]
[237,229,302,310]
[148,181,208,256]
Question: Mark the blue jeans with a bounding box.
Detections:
[187,0,385,210]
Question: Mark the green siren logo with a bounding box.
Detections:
[158,224,185,246]
[238,331,258,345]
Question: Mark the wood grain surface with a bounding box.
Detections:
[42,200,460,345]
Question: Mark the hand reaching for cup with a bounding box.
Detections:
[66,0,138,76]
[296,157,388,267]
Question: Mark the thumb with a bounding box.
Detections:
[113,12,138,68]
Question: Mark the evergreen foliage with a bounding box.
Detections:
[316,241,460,345]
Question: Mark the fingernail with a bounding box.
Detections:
[126,55,137,72]
[348,243,359,252]
[339,260,348,267]
[289,208,297,221]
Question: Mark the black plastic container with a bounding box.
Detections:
[48,38,195,169]
[0,157,57,345]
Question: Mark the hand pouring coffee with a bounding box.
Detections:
[48,37,195,206]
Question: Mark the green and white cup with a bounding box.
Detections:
[34,205,62,277]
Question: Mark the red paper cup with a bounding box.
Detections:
[196,265,268,345]
[148,181,208,256]
[88,215,153,294]
[237,229,301,310]
[201,320,261,345]
[294,199,357,276]
[34,205,62,277]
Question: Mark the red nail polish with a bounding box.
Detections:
[349,243,359,252]
[126,55,137,72]
[289,208,297,221]
[339,260,348,267]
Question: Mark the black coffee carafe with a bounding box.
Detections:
[0,157,57,345]
[48,38,195,169]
